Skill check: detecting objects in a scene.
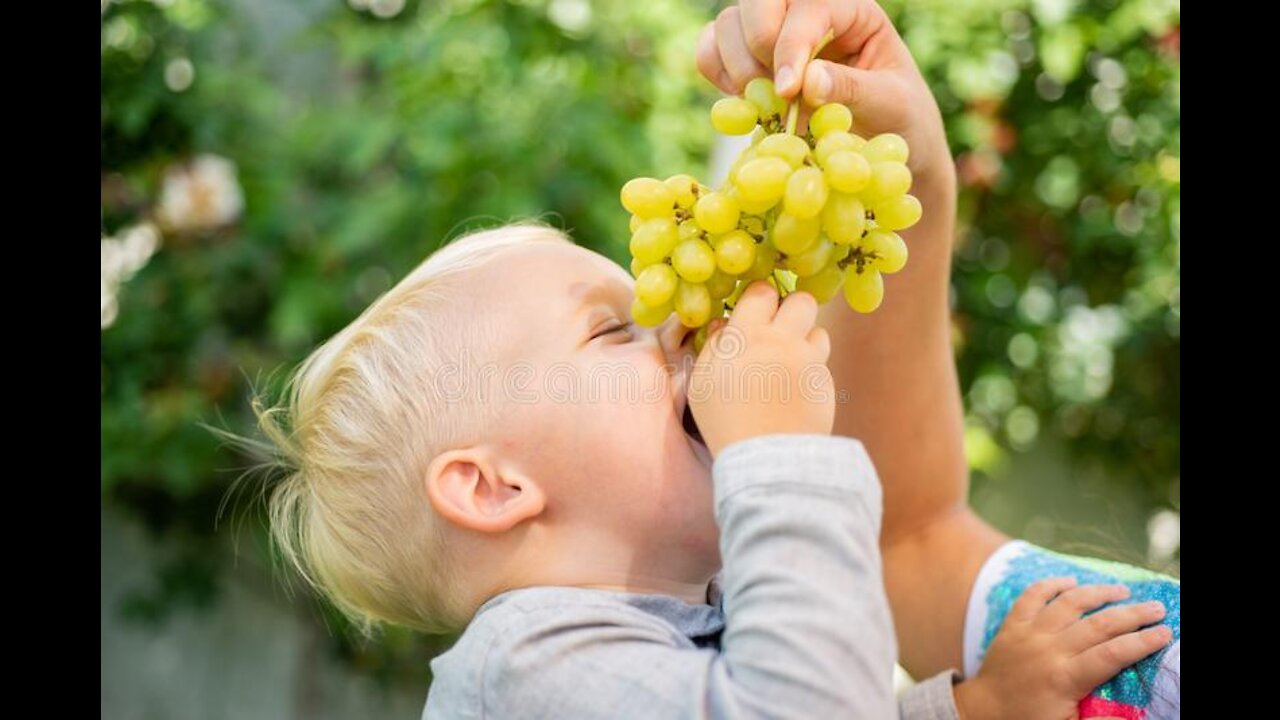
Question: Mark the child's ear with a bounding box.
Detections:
[425,449,545,533]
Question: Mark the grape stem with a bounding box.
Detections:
[783,29,837,136]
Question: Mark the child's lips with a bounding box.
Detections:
[682,403,707,448]
[673,361,709,456]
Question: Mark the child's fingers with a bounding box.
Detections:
[701,317,729,354]
[699,317,731,360]
[1037,584,1131,632]
[773,291,819,335]
[1060,600,1167,654]
[738,0,786,69]
[715,7,769,92]
[1071,625,1173,692]
[1007,577,1077,623]
[696,22,735,94]
[771,0,830,98]
[729,281,781,327]
[806,326,831,361]
[705,317,728,338]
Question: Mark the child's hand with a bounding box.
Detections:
[952,577,1173,720]
[696,0,951,186]
[689,282,833,456]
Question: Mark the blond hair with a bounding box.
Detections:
[245,223,568,636]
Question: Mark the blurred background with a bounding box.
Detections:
[101,0,1179,716]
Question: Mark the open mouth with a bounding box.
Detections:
[682,403,707,448]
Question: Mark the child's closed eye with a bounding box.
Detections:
[591,321,634,341]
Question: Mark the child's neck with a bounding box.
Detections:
[508,553,719,606]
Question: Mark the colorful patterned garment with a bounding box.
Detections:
[963,541,1180,720]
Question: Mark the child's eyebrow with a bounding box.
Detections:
[569,277,633,345]
[569,277,632,312]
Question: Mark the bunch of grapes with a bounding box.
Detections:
[622,76,921,337]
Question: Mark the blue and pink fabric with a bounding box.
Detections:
[963,541,1180,720]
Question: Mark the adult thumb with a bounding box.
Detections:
[802,60,899,122]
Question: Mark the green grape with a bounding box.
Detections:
[863,133,909,164]
[621,177,676,218]
[824,151,872,193]
[771,211,821,255]
[671,238,717,282]
[735,157,793,204]
[630,217,679,263]
[729,186,779,214]
[727,146,760,185]
[815,131,866,165]
[711,97,760,135]
[744,77,786,118]
[742,241,779,281]
[786,237,834,277]
[678,219,702,241]
[629,214,642,233]
[726,278,749,307]
[630,256,652,277]
[873,194,922,231]
[867,162,912,199]
[692,324,710,354]
[809,103,852,139]
[843,267,884,313]
[691,325,711,353]
[740,215,766,237]
[783,167,829,219]
[693,192,741,234]
[706,269,737,301]
[757,133,812,169]
[796,262,845,302]
[822,192,866,244]
[631,297,673,327]
[665,174,700,209]
[674,280,713,328]
[635,263,679,306]
[714,230,757,275]
[863,230,908,274]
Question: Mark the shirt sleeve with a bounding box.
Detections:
[898,670,963,720]
[478,434,904,719]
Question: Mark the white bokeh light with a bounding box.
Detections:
[157,154,245,232]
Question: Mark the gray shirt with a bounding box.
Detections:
[423,435,962,719]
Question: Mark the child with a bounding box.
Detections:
[696,1,1180,717]
[248,2,1174,719]
[254,228,1167,720]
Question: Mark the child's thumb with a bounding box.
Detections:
[801,60,896,120]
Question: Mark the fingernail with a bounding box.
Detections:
[775,66,795,95]
[812,68,832,102]
[1145,601,1166,615]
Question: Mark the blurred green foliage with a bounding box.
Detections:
[102,0,1178,683]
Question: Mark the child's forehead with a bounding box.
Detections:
[479,241,631,292]
[464,240,633,357]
